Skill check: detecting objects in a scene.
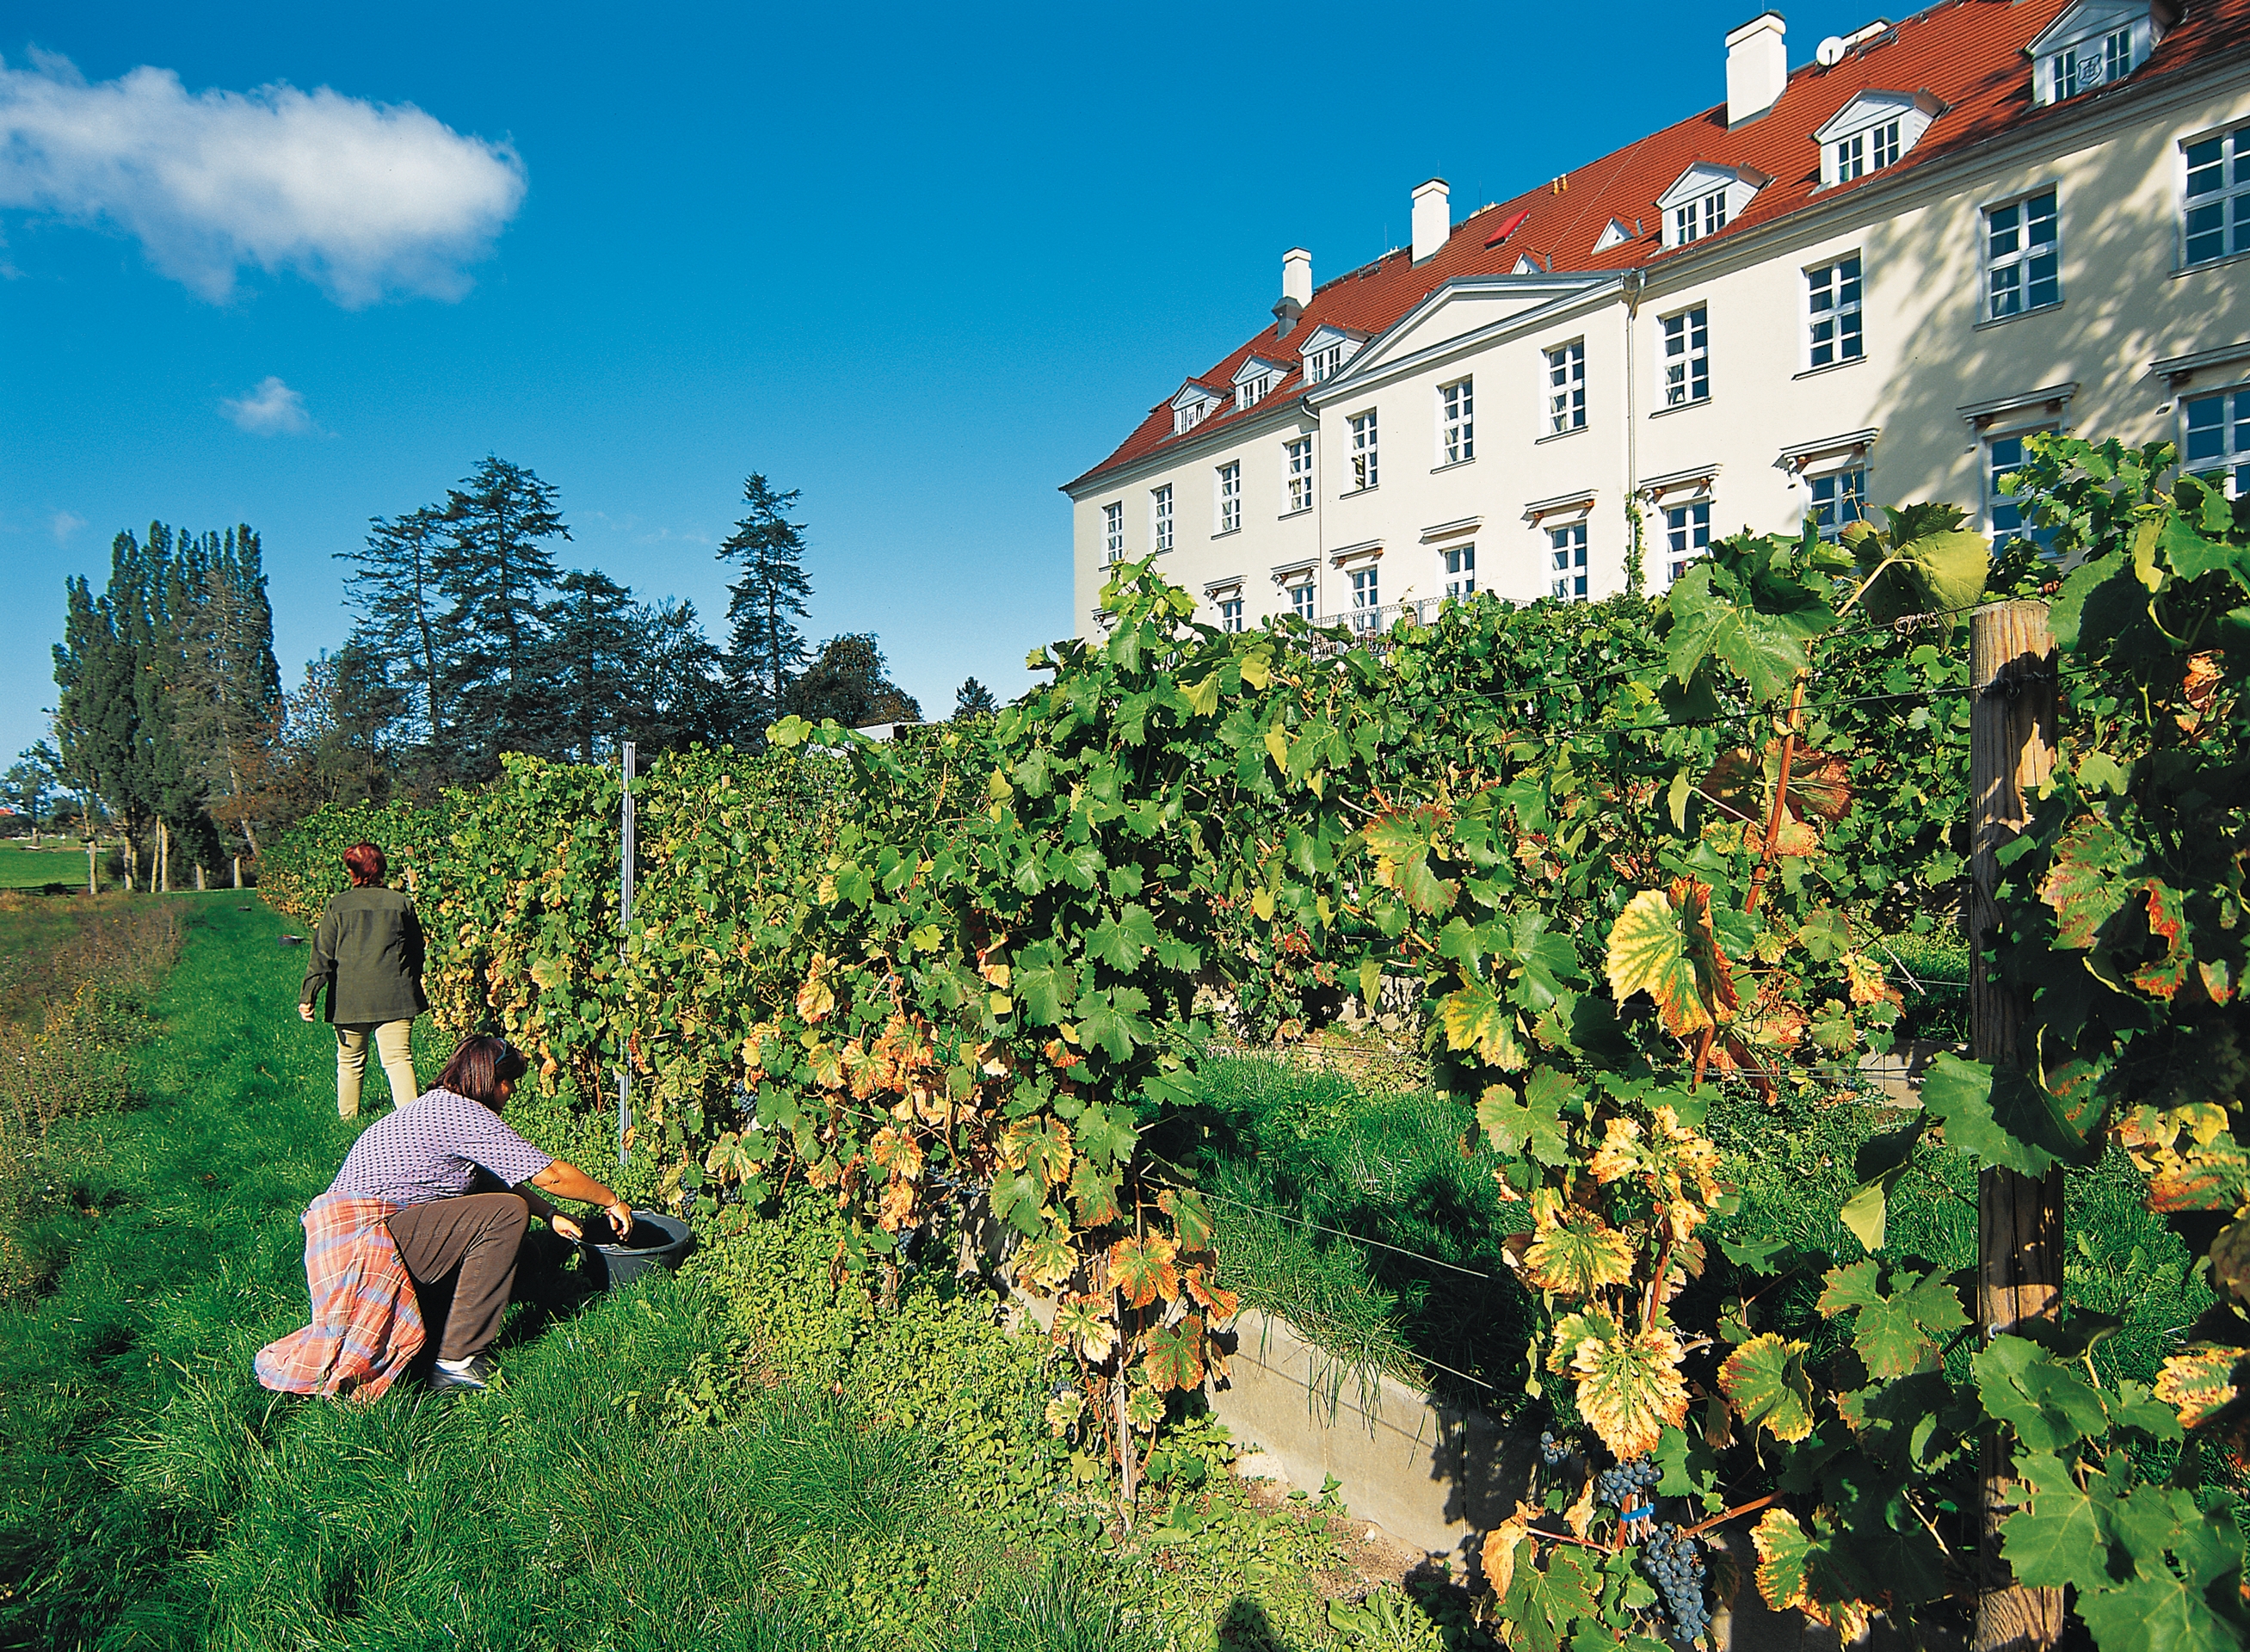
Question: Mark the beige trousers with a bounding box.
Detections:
[336,1020,417,1118]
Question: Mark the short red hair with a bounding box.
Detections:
[342,842,386,886]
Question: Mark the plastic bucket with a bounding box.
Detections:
[582,1210,693,1290]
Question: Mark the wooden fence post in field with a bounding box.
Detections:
[1968,599,2065,1652]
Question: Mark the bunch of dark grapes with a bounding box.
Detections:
[1640,1522,1711,1643]
[1593,1456,1659,1510]
[1537,1429,1571,1466]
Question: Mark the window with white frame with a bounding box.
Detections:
[1307,343,1345,383]
[1236,372,1273,411]
[1218,595,1245,632]
[1285,438,1314,513]
[1674,191,1727,244]
[1151,484,1174,554]
[1809,469,1868,539]
[1986,189,2060,320]
[1834,120,1902,182]
[2185,389,2250,496]
[1102,502,1125,562]
[1987,431,2056,549]
[1661,307,1711,406]
[1349,565,1380,631]
[1439,379,1474,465]
[1174,400,1213,436]
[1349,410,1379,490]
[1442,544,1476,599]
[2055,26,2132,99]
[1807,256,1864,368]
[1545,341,1587,435]
[1665,502,1711,585]
[1290,581,1316,621]
[1217,462,1241,534]
[2184,126,2250,268]
[1550,523,1588,601]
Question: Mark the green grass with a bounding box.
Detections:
[0,841,102,891]
[0,897,1426,1652]
[1193,1057,1535,1409]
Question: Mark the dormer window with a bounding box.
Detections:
[2027,0,2165,107]
[1593,219,1635,253]
[1815,93,1941,188]
[1233,356,1285,411]
[1169,382,1224,435]
[1655,163,1770,250]
[1297,324,1365,385]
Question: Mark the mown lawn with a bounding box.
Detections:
[0,898,1457,1652]
[0,841,100,891]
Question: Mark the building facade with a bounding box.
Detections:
[1061,0,2250,636]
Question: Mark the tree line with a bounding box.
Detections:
[20,457,995,885]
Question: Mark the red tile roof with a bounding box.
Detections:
[1063,0,2250,494]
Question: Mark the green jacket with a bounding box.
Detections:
[300,885,428,1026]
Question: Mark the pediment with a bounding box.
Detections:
[1169,381,1225,411]
[1232,356,1287,386]
[1815,89,1941,143]
[2027,0,2148,55]
[1337,274,1612,381]
[1593,219,1636,252]
[1656,163,1771,211]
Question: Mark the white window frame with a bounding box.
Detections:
[1348,409,1379,491]
[2183,385,2250,497]
[1151,484,1174,554]
[1544,341,1587,435]
[1289,581,1316,621]
[1439,379,1474,465]
[1216,462,1241,534]
[1986,428,2056,549]
[1218,595,1246,632]
[2183,125,2250,268]
[1307,343,1345,383]
[1102,502,1125,563]
[1984,188,2062,321]
[1808,469,1869,540]
[1664,500,1711,586]
[1442,543,1476,600]
[1284,438,1314,514]
[1674,191,1727,244]
[1661,306,1711,407]
[1348,564,1381,632]
[1806,254,1864,369]
[1236,373,1272,411]
[1549,522,1588,601]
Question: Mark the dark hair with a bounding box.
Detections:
[343,843,386,886]
[435,1035,528,1107]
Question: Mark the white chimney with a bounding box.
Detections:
[1725,11,1788,126]
[1281,247,1312,308]
[1411,179,1450,262]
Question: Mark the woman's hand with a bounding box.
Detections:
[605,1200,635,1241]
[298,1003,315,1022]
[550,1212,585,1242]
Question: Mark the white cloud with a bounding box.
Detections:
[221,375,312,435]
[49,509,84,542]
[0,51,526,305]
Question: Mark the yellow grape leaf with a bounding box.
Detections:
[1238,649,1272,690]
[1569,1323,1689,1459]
[1051,1294,1117,1360]
[1183,672,1222,716]
[2154,1346,2241,1429]
[1604,880,1738,1038]
[1263,722,1291,774]
[1437,981,1526,1069]
[1521,1214,1637,1297]
[1108,1233,1180,1309]
[1717,1332,1816,1443]
[1751,1508,1874,1640]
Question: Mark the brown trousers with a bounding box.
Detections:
[385,1193,530,1361]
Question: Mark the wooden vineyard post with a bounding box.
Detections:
[1967,600,2065,1652]
[618,741,636,1170]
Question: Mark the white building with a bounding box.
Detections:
[1061,0,2250,635]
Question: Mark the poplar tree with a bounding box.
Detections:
[173,527,281,862]
[716,474,813,727]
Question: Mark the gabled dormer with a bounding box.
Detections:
[2027,0,2167,106]
[1593,218,1637,253]
[1297,324,1368,385]
[1814,90,1943,187]
[1232,356,1287,411]
[1655,163,1772,248]
[1170,381,1226,436]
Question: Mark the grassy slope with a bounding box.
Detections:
[0,899,1421,1652]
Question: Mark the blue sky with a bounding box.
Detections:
[1,0,1883,765]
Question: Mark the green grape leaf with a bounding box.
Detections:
[1476,1076,1572,1166]
[1973,1335,2111,1452]
[1086,903,1159,970]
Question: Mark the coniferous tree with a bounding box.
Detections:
[953,677,998,718]
[626,595,736,753]
[783,634,922,729]
[716,475,813,727]
[439,456,570,770]
[338,505,453,748]
[539,569,640,763]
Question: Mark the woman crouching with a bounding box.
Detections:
[257,1035,633,1399]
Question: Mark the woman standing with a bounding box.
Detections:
[299,841,428,1118]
